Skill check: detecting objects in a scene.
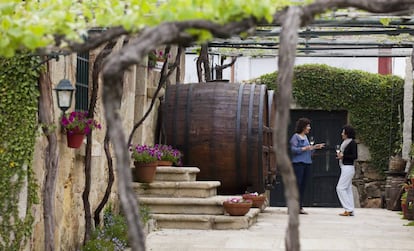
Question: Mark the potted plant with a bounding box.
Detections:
[222,197,252,216]
[242,192,266,209]
[402,180,414,220]
[60,111,101,148]
[148,49,170,72]
[154,144,183,166]
[130,144,161,183]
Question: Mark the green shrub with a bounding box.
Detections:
[249,64,404,173]
[82,205,152,251]
[82,209,128,251]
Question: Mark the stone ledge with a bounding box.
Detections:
[134,181,221,189]
[156,166,200,174]
[138,196,226,215]
[151,208,260,230]
[154,167,200,182]
[133,181,221,198]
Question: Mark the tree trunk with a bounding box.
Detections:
[275,6,302,251]
[102,72,146,251]
[94,132,115,226]
[214,56,237,80]
[196,44,211,82]
[38,66,59,251]
[83,41,117,243]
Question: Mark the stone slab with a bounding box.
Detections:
[151,208,260,230]
[154,166,200,182]
[138,196,226,215]
[133,181,220,198]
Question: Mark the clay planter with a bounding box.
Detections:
[133,161,157,183]
[242,194,266,208]
[223,201,252,216]
[66,130,85,148]
[157,160,173,166]
[401,203,408,219]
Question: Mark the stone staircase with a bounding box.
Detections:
[132,166,263,230]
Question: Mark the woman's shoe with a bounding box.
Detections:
[299,208,308,215]
[339,211,354,216]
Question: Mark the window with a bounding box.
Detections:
[75,52,89,111]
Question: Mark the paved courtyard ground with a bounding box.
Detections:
[146,207,414,251]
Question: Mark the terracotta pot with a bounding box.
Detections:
[223,201,252,216]
[242,194,266,208]
[66,130,85,148]
[157,160,173,166]
[133,161,157,183]
[401,203,408,219]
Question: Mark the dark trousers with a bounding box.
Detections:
[292,162,311,208]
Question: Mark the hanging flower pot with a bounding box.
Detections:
[153,60,165,72]
[61,111,101,148]
[133,161,157,183]
[66,129,85,148]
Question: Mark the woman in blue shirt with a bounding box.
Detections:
[290,117,325,214]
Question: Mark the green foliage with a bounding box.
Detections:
[0,54,40,249]
[83,209,128,251]
[139,204,151,225]
[251,64,404,173]
[0,0,294,57]
[82,206,152,251]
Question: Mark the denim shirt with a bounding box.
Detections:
[290,133,313,164]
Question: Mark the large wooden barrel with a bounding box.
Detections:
[162,82,276,194]
[384,172,406,211]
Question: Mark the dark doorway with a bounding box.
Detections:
[270,110,347,207]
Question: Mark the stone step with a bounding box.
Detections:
[151,208,261,230]
[138,196,232,215]
[132,181,221,198]
[154,166,200,182]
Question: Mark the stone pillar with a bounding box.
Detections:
[403,56,413,170]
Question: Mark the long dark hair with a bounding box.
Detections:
[295,117,311,133]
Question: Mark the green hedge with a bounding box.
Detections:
[251,64,404,173]
[0,54,40,249]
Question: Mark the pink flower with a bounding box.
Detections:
[60,111,101,134]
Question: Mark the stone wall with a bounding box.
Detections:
[29,44,180,250]
[353,142,386,208]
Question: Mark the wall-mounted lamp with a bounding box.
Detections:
[54,79,75,113]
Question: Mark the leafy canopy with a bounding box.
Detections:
[0,0,294,57]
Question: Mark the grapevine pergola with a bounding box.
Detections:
[206,12,414,57]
